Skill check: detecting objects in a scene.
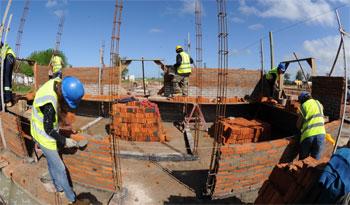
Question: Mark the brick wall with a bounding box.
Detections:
[208,121,339,202]
[312,76,345,120]
[0,112,28,157]
[34,65,121,95]
[62,134,116,191]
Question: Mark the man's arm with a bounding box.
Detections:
[173,54,182,68]
[39,103,66,146]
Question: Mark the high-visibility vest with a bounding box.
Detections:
[51,56,63,73]
[265,67,279,81]
[300,99,326,142]
[31,79,59,150]
[1,44,16,59]
[177,51,191,74]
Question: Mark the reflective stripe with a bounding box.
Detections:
[31,121,55,141]
[301,122,325,134]
[305,113,323,123]
[35,95,57,107]
[32,108,43,122]
[4,87,11,91]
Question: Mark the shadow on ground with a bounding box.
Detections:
[163,195,244,204]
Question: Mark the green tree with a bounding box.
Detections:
[284,73,291,84]
[18,49,68,77]
[295,70,304,81]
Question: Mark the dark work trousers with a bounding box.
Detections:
[3,54,15,103]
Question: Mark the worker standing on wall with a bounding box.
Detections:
[30,76,84,204]
[173,45,194,96]
[49,50,64,79]
[296,91,326,160]
[0,42,16,107]
[265,63,286,98]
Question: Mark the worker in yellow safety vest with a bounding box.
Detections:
[296,91,326,160]
[0,42,16,107]
[173,45,194,96]
[265,63,286,98]
[31,76,84,204]
[49,50,64,79]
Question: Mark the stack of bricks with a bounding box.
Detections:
[112,101,166,142]
[255,157,328,204]
[0,112,28,157]
[63,134,115,191]
[217,117,271,144]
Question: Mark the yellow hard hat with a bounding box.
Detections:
[175,45,182,51]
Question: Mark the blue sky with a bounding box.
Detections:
[3,0,350,78]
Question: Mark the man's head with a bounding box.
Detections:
[53,50,59,56]
[175,45,183,53]
[59,77,85,110]
[298,91,311,104]
[277,63,286,74]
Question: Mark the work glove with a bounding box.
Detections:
[65,138,77,148]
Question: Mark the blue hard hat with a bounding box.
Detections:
[61,76,85,109]
[298,91,310,102]
[277,63,286,72]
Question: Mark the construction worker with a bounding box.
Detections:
[265,63,286,98]
[31,76,84,204]
[296,91,325,160]
[0,42,16,107]
[49,50,64,79]
[173,45,194,96]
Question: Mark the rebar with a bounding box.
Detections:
[15,0,30,57]
[110,0,123,66]
[55,15,64,51]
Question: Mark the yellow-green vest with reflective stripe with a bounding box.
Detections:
[1,44,16,59]
[300,99,326,142]
[178,51,191,74]
[31,79,59,150]
[51,56,63,73]
[265,67,279,81]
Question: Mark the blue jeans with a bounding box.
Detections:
[299,134,325,160]
[40,146,76,202]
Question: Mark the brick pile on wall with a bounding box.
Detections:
[312,76,345,120]
[163,68,261,98]
[208,119,339,202]
[255,157,328,204]
[0,112,28,157]
[34,65,122,96]
[62,134,116,191]
[111,101,166,142]
[217,117,271,144]
[168,96,245,104]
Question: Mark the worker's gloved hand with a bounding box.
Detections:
[65,138,77,148]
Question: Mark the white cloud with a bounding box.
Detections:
[54,9,65,18]
[46,0,57,8]
[164,0,205,16]
[248,23,264,30]
[239,0,337,27]
[231,48,251,56]
[231,17,245,23]
[149,28,163,33]
[303,35,350,75]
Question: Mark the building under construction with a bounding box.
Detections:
[0,0,349,204]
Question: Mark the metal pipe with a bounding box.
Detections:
[333,9,348,154]
[329,38,343,76]
[141,57,146,96]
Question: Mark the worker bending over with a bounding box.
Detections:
[0,42,16,107]
[49,50,64,79]
[31,76,84,204]
[173,45,194,96]
[265,63,286,98]
[296,91,325,160]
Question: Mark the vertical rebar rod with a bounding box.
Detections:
[15,0,30,57]
[142,57,146,96]
[260,39,264,96]
[269,31,274,70]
